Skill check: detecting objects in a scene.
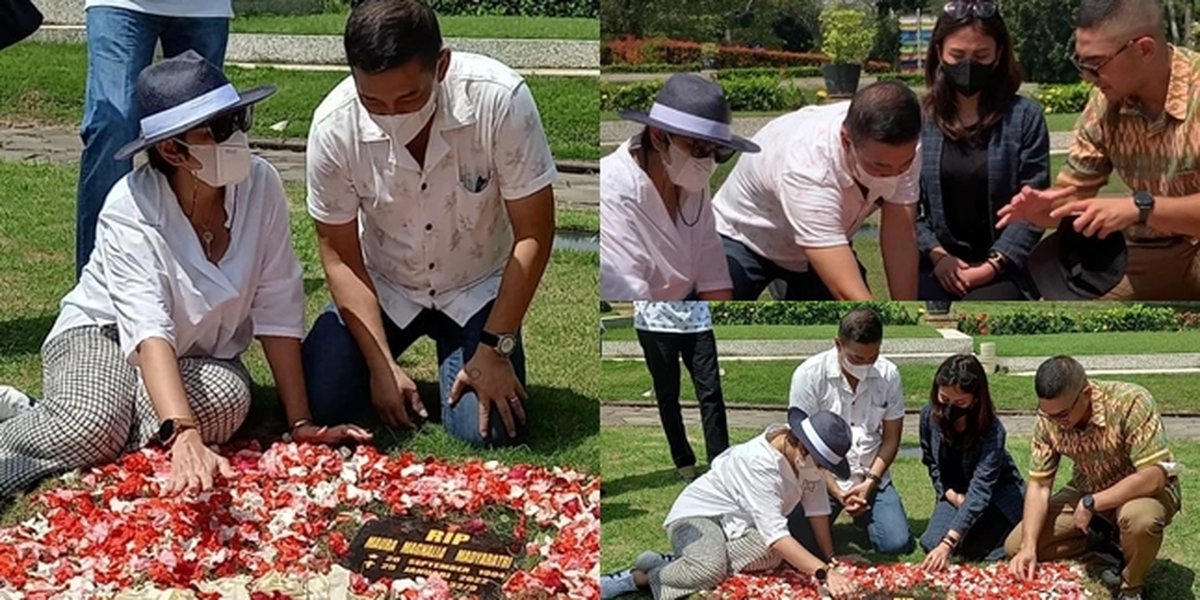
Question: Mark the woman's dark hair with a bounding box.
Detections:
[928,354,996,449]
[345,0,443,74]
[922,6,1023,142]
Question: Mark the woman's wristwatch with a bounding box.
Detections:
[158,416,198,446]
[985,250,1009,274]
[814,567,828,583]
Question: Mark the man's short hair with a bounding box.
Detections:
[837,309,884,345]
[1078,0,1163,37]
[345,0,443,74]
[1034,356,1088,400]
[844,81,922,145]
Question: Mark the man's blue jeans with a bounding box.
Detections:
[76,7,229,275]
[300,301,528,447]
[788,479,916,556]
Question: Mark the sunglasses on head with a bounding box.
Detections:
[943,0,998,20]
[202,106,254,144]
[667,133,737,164]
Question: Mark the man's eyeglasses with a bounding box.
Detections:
[1038,389,1084,423]
[203,106,255,144]
[1071,38,1140,78]
[943,1,998,21]
[667,133,737,164]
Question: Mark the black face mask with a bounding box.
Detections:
[946,404,971,422]
[941,58,997,97]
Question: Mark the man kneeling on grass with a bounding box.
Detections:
[600,409,861,599]
[1007,356,1183,600]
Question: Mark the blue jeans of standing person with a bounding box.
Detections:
[788,480,916,556]
[301,301,528,447]
[76,7,229,275]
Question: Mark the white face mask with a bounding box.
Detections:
[367,84,439,146]
[848,144,900,200]
[840,353,872,381]
[183,130,251,188]
[662,137,716,193]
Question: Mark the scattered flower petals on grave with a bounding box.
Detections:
[0,442,599,599]
[712,561,1089,599]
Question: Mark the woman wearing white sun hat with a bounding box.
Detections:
[0,51,367,500]
[600,73,760,301]
[601,409,862,599]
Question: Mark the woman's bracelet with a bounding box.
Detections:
[289,418,313,433]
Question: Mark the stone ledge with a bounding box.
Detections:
[28,26,599,69]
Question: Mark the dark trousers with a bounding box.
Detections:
[919,501,1016,561]
[917,265,1027,301]
[636,329,729,469]
[722,236,868,300]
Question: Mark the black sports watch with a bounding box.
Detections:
[480,331,518,358]
[158,417,197,446]
[1134,191,1155,225]
[814,567,828,583]
[1081,494,1096,511]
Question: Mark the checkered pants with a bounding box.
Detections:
[0,325,251,497]
[650,517,782,600]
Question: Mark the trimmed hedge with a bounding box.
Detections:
[323,0,596,17]
[604,36,891,73]
[875,72,925,86]
[429,0,596,18]
[957,304,1200,336]
[709,302,920,326]
[1033,83,1094,114]
[601,78,808,113]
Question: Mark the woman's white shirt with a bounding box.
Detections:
[47,156,306,365]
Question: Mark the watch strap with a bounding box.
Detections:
[1134,191,1154,225]
[479,330,500,348]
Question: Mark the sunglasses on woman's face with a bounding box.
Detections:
[943,0,998,20]
[667,134,737,164]
[203,106,254,144]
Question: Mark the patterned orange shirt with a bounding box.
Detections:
[1030,381,1181,510]
[1057,46,1200,241]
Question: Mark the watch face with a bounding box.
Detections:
[158,420,175,444]
[1135,192,1154,208]
[497,335,518,356]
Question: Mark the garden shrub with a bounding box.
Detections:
[875,72,925,86]
[429,0,597,18]
[602,37,891,72]
[1033,83,1094,114]
[601,76,807,113]
[957,304,1191,336]
[819,5,874,65]
[710,301,920,326]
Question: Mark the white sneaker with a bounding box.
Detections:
[599,569,638,599]
[0,386,33,422]
[634,550,674,573]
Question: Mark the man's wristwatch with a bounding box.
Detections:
[866,472,883,486]
[1081,494,1096,511]
[1134,191,1155,225]
[158,417,198,446]
[480,330,518,358]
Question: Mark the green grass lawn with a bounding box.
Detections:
[1044,112,1082,132]
[557,207,600,233]
[601,426,1200,599]
[601,324,941,342]
[231,13,599,39]
[0,160,599,489]
[600,359,1200,414]
[0,42,600,161]
[975,330,1200,357]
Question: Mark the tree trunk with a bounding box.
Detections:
[1167,0,1180,46]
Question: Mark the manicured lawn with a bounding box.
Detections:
[0,160,599,485]
[0,42,600,160]
[231,13,599,40]
[1045,112,1082,132]
[976,330,1200,357]
[600,359,1200,414]
[558,207,600,233]
[601,324,942,342]
[601,426,1200,599]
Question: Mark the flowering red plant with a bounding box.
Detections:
[0,442,599,599]
[712,562,1088,599]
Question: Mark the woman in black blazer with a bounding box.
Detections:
[916,1,1049,300]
